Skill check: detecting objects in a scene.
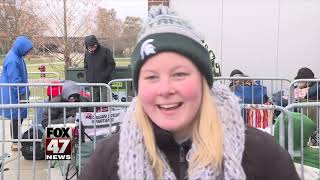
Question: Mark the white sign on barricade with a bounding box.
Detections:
[75,108,124,141]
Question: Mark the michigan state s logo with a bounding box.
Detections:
[140,39,156,60]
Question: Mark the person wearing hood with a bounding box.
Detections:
[79,6,299,180]
[0,36,33,151]
[41,80,92,128]
[84,35,115,102]
[294,67,319,100]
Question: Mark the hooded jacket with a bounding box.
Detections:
[0,36,33,120]
[79,83,299,180]
[41,94,92,128]
[84,35,115,83]
[41,81,92,128]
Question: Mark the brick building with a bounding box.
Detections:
[148,0,169,8]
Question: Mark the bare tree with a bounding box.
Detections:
[33,0,98,69]
[96,8,143,58]
[96,8,122,56]
[120,16,142,57]
[0,0,46,54]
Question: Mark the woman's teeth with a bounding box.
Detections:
[158,103,181,109]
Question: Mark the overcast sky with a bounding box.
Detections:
[100,0,148,20]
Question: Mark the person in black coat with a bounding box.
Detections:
[84,35,115,102]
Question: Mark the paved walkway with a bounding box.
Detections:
[0,120,75,180]
[295,163,319,180]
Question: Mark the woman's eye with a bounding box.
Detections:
[174,72,188,77]
[145,75,158,80]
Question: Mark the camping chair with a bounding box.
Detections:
[64,108,124,179]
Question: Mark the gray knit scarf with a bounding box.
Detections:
[118,83,246,180]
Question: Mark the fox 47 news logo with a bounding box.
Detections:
[45,127,72,160]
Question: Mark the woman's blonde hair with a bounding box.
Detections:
[135,78,224,178]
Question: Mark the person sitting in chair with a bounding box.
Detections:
[41,80,92,128]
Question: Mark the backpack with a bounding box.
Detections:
[21,128,45,160]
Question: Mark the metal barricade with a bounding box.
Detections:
[1,80,316,179]
[38,82,113,103]
[108,79,134,102]
[0,83,113,140]
[0,102,130,180]
[288,79,320,104]
[77,83,113,103]
[0,82,113,103]
[241,104,294,157]
[286,102,320,180]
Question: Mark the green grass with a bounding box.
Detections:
[0,55,54,65]
[27,63,65,79]
[294,147,319,169]
[1,56,131,80]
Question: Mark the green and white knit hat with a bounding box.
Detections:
[131,5,213,92]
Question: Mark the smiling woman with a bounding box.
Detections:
[79,5,300,180]
[137,52,203,142]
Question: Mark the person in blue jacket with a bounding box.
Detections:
[0,36,33,151]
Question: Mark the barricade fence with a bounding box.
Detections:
[0,102,296,180]
[1,79,318,179]
[0,102,130,180]
[108,79,134,102]
[0,83,113,103]
[241,104,294,157]
[0,83,113,145]
[286,102,320,180]
[242,103,319,180]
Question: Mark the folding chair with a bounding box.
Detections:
[64,108,124,179]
